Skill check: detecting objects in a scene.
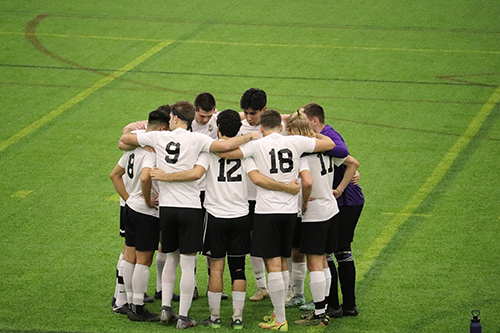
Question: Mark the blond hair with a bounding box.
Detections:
[285,109,315,138]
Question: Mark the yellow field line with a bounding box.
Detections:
[356,84,500,282]
[2,30,500,54]
[0,40,172,153]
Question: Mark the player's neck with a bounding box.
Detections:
[262,128,279,137]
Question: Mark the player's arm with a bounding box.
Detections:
[333,156,359,198]
[351,170,360,185]
[110,164,129,202]
[312,133,335,153]
[300,169,313,213]
[247,170,300,195]
[150,165,207,182]
[141,167,154,208]
[118,133,140,151]
[123,120,147,134]
[209,131,261,152]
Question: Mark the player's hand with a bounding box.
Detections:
[351,170,360,185]
[123,120,147,133]
[250,131,262,140]
[302,202,309,213]
[333,188,343,199]
[152,195,159,209]
[287,179,300,195]
[150,167,167,181]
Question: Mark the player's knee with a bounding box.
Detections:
[228,256,246,283]
[335,251,353,263]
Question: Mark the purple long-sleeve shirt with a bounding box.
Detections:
[321,124,365,207]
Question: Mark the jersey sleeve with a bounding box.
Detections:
[137,131,157,148]
[333,156,347,167]
[239,141,255,158]
[142,151,156,170]
[243,156,258,174]
[299,156,310,172]
[195,152,210,170]
[303,136,317,153]
[118,152,128,168]
[197,133,216,153]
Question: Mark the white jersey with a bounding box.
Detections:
[191,113,218,139]
[196,150,258,218]
[137,128,214,208]
[118,147,159,217]
[299,153,345,222]
[240,132,316,214]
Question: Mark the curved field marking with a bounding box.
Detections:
[356,84,500,282]
[0,41,172,153]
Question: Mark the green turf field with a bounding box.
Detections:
[1,1,499,332]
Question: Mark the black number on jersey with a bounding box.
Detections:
[217,159,242,182]
[127,153,135,179]
[269,148,293,174]
[165,141,180,164]
[317,153,334,175]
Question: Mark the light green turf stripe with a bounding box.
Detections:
[2,31,500,54]
[357,84,500,282]
[0,41,172,153]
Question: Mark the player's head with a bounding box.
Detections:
[260,109,282,133]
[147,107,171,131]
[194,92,216,125]
[216,109,242,138]
[285,109,315,138]
[302,103,325,133]
[170,100,196,131]
[240,88,267,126]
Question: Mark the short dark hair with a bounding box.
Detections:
[148,107,170,127]
[240,88,267,111]
[171,100,196,127]
[302,103,325,124]
[260,109,281,130]
[216,109,242,138]
[194,92,216,112]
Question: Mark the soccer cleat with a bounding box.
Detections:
[294,313,329,326]
[249,288,270,301]
[154,290,162,300]
[172,293,180,301]
[144,293,154,303]
[176,315,197,329]
[341,305,359,317]
[262,312,275,322]
[285,295,305,308]
[192,286,199,300]
[127,305,160,322]
[285,285,295,302]
[200,317,222,328]
[113,303,130,314]
[326,306,343,318]
[259,318,288,331]
[231,319,244,330]
[111,297,116,308]
[160,306,178,324]
[299,301,315,311]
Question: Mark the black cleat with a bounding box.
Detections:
[127,304,160,322]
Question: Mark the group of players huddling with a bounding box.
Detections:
[109,88,365,330]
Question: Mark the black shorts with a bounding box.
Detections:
[248,200,256,230]
[251,213,297,259]
[300,214,338,255]
[292,216,302,248]
[119,205,126,237]
[336,205,363,252]
[124,205,160,251]
[202,214,251,259]
[160,207,203,254]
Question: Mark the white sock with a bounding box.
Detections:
[115,253,127,307]
[291,262,307,296]
[162,250,180,307]
[310,271,326,315]
[156,252,166,292]
[268,272,286,323]
[132,264,150,306]
[207,291,222,320]
[179,254,197,317]
[232,291,246,321]
[281,270,290,303]
[121,260,135,305]
[250,256,267,290]
[324,267,332,308]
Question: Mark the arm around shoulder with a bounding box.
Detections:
[312,133,335,152]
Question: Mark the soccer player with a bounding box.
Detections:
[284,110,359,326]
[218,109,335,331]
[118,100,259,329]
[151,109,300,329]
[110,109,170,321]
[303,102,365,317]
[192,92,218,139]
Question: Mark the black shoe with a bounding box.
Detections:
[160,305,178,324]
[113,303,130,315]
[326,306,343,318]
[192,286,199,300]
[172,293,180,301]
[143,293,154,303]
[127,304,160,322]
[154,290,162,300]
[111,297,116,308]
[341,304,359,317]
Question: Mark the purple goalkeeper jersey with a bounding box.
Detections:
[321,124,365,207]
